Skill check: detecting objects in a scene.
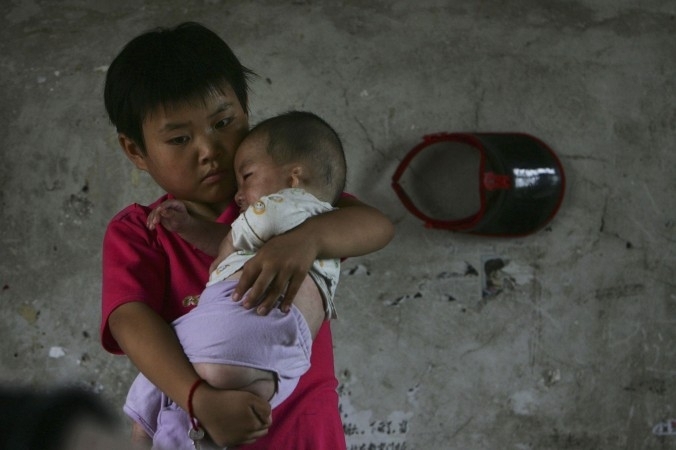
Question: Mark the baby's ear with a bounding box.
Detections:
[118,134,148,171]
[288,165,304,188]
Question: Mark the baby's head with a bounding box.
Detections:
[234,111,346,209]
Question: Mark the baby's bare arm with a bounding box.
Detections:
[209,232,236,274]
[130,421,152,448]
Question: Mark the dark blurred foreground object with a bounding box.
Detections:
[0,386,125,450]
[392,132,565,236]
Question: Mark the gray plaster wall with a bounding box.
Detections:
[1,1,675,449]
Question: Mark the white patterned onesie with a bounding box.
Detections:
[209,188,340,318]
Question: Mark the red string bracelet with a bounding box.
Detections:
[188,378,204,431]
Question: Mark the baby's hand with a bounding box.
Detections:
[146,199,193,233]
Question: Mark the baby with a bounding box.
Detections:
[125,111,346,449]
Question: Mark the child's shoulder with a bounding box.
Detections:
[109,195,170,223]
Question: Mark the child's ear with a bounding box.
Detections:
[288,166,304,188]
[118,134,148,171]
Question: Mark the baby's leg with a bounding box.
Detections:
[189,275,324,403]
[290,274,325,339]
[130,421,152,448]
[193,363,276,401]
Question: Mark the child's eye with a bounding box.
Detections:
[168,136,190,145]
[215,117,232,129]
[242,173,252,180]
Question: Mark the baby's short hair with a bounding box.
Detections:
[104,22,255,152]
[250,111,347,204]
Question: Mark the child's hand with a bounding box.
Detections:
[146,200,192,233]
[234,229,317,315]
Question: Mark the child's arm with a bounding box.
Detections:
[147,200,229,256]
[234,196,394,314]
[109,302,271,446]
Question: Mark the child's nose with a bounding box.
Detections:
[196,134,224,162]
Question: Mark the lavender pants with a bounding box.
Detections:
[124,280,312,449]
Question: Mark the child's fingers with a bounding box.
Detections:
[236,267,285,315]
[253,277,295,316]
[233,265,264,304]
[279,277,302,313]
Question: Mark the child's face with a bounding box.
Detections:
[234,133,295,211]
[132,84,249,207]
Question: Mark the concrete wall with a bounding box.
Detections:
[1,1,674,448]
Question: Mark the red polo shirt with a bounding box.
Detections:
[101,194,345,449]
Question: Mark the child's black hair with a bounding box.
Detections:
[251,111,347,204]
[104,22,255,152]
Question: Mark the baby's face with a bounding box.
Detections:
[234,134,293,211]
